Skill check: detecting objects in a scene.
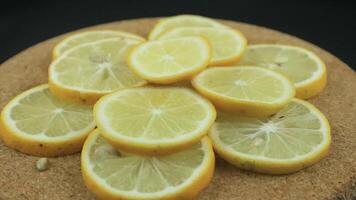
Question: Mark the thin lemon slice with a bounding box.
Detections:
[209,99,331,174]
[94,87,216,155]
[49,38,147,104]
[148,14,228,40]
[81,129,215,200]
[192,66,295,117]
[159,27,247,65]
[238,44,327,99]
[0,84,95,157]
[52,30,145,59]
[127,37,211,84]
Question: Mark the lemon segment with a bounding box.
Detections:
[192,66,295,117]
[238,44,327,99]
[149,14,228,40]
[127,37,211,84]
[81,129,215,200]
[209,99,331,174]
[0,84,95,157]
[49,38,147,104]
[93,87,216,155]
[52,30,145,59]
[159,27,247,65]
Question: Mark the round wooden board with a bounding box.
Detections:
[0,18,355,200]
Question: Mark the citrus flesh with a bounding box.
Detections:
[49,38,146,104]
[148,14,227,40]
[209,98,331,174]
[159,27,247,65]
[94,87,216,155]
[0,84,95,156]
[81,129,215,200]
[192,66,295,117]
[128,36,211,84]
[238,44,327,99]
[52,30,145,58]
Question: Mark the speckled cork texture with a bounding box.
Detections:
[0,18,355,200]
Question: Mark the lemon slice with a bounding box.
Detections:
[238,44,327,99]
[93,87,216,155]
[148,14,227,40]
[159,27,247,65]
[49,38,146,104]
[0,84,95,157]
[81,129,215,200]
[209,99,331,174]
[127,37,211,84]
[192,66,295,117]
[52,30,145,58]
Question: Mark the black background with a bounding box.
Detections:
[1,0,355,70]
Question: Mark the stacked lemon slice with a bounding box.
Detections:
[0,84,95,157]
[0,14,331,200]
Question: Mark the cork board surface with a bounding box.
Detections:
[0,18,355,200]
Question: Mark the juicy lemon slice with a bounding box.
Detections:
[238,44,327,99]
[49,38,146,104]
[127,37,211,84]
[192,66,295,117]
[148,14,227,40]
[81,129,215,200]
[52,30,145,59]
[93,87,216,155]
[209,98,331,174]
[159,27,247,65]
[0,84,95,157]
